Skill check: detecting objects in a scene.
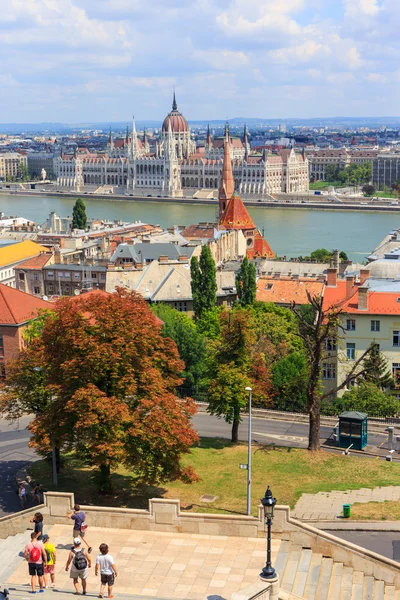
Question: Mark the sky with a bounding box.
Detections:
[0,0,399,123]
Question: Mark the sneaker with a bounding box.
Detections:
[50,584,56,588]
[88,547,92,554]
[39,590,45,594]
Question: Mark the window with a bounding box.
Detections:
[322,363,336,379]
[34,273,39,281]
[33,287,40,295]
[0,335,4,357]
[100,274,106,280]
[57,272,63,278]
[64,272,71,278]
[74,273,80,280]
[392,363,400,384]
[346,319,356,331]
[325,337,336,351]
[47,271,54,278]
[346,343,356,360]
[393,331,400,347]
[91,273,97,279]
[48,285,54,293]
[19,273,25,281]
[174,301,188,312]
[371,320,380,332]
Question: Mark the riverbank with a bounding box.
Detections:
[1,188,400,213]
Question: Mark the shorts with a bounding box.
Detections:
[28,563,44,577]
[70,567,89,580]
[73,529,85,538]
[44,564,55,574]
[101,574,115,586]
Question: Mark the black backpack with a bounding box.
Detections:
[73,549,88,571]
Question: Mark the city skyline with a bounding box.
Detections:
[1,0,400,123]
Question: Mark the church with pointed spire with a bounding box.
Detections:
[54,92,308,200]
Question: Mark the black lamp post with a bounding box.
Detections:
[260,485,276,580]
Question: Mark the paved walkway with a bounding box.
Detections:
[293,485,400,520]
[7,524,279,599]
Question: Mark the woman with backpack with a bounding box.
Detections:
[65,538,91,595]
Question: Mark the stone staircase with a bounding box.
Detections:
[276,540,400,600]
[0,530,31,587]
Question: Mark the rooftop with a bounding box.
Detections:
[323,279,400,315]
[0,240,48,268]
[0,284,51,325]
[256,277,324,305]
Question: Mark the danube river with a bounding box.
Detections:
[0,193,398,261]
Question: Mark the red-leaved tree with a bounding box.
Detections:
[2,289,199,490]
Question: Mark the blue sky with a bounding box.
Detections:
[1,0,399,123]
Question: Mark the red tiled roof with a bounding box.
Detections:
[180,224,216,239]
[323,281,400,315]
[247,232,275,259]
[257,277,323,304]
[0,284,51,325]
[17,253,53,270]
[219,192,256,230]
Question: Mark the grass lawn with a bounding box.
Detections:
[373,191,397,198]
[351,501,400,521]
[30,439,400,516]
[309,181,340,190]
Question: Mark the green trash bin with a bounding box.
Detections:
[343,504,351,518]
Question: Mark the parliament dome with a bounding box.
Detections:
[162,92,190,133]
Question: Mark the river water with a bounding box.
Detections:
[0,193,397,262]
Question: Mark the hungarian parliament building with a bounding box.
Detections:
[54,94,309,198]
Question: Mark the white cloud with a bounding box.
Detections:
[216,0,304,37]
[343,0,380,18]
[194,49,249,70]
[268,41,330,64]
[366,72,386,82]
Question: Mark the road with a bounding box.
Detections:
[326,531,400,562]
[192,413,387,450]
[0,415,37,516]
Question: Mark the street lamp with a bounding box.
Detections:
[245,386,252,516]
[260,486,277,580]
[33,367,57,487]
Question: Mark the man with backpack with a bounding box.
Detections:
[24,531,47,593]
[65,538,91,595]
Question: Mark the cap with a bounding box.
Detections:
[73,537,81,545]
[42,534,49,542]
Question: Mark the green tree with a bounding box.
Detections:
[152,304,208,397]
[18,163,30,182]
[337,170,349,185]
[338,382,399,417]
[360,344,394,390]
[362,184,375,196]
[190,246,217,320]
[72,198,88,230]
[236,257,257,307]
[325,164,339,182]
[271,351,309,411]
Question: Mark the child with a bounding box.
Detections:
[42,534,56,588]
[95,543,117,599]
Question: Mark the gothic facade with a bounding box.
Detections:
[54,94,309,198]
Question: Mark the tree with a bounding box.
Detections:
[271,351,309,412]
[338,382,399,417]
[337,170,349,185]
[190,245,217,320]
[2,290,199,489]
[72,198,88,230]
[360,344,394,390]
[207,307,273,442]
[325,164,339,182]
[362,184,375,197]
[291,292,375,451]
[18,163,30,182]
[152,304,208,397]
[236,257,257,307]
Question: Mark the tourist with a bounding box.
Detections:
[42,534,56,588]
[32,483,42,505]
[66,504,92,553]
[24,531,47,594]
[65,538,91,596]
[30,512,44,541]
[95,543,118,599]
[18,482,26,509]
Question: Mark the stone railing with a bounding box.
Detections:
[232,578,279,600]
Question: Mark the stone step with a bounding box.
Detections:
[281,549,301,593]
[374,581,385,600]
[303,552,322,600]
[292,549,312,598]
[327,562,343,600]
[315,557,333,599]
[340,565,353,600]
[363,576,375,600]
[352,571,365,600]
[275,540,291,578]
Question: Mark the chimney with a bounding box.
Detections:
[291,274,299,280]
[127,239,134,246]
[327,267,337,287]
[274,272,281,279]
[358,286,369,310]
[346,275,355,299]
[159,255,169,264]
[360,268,370,286]
[54,249,61,264]
[317,275,325,282]
[178,255,188,263]
[333,249,339,270]
[135,262,143,269]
